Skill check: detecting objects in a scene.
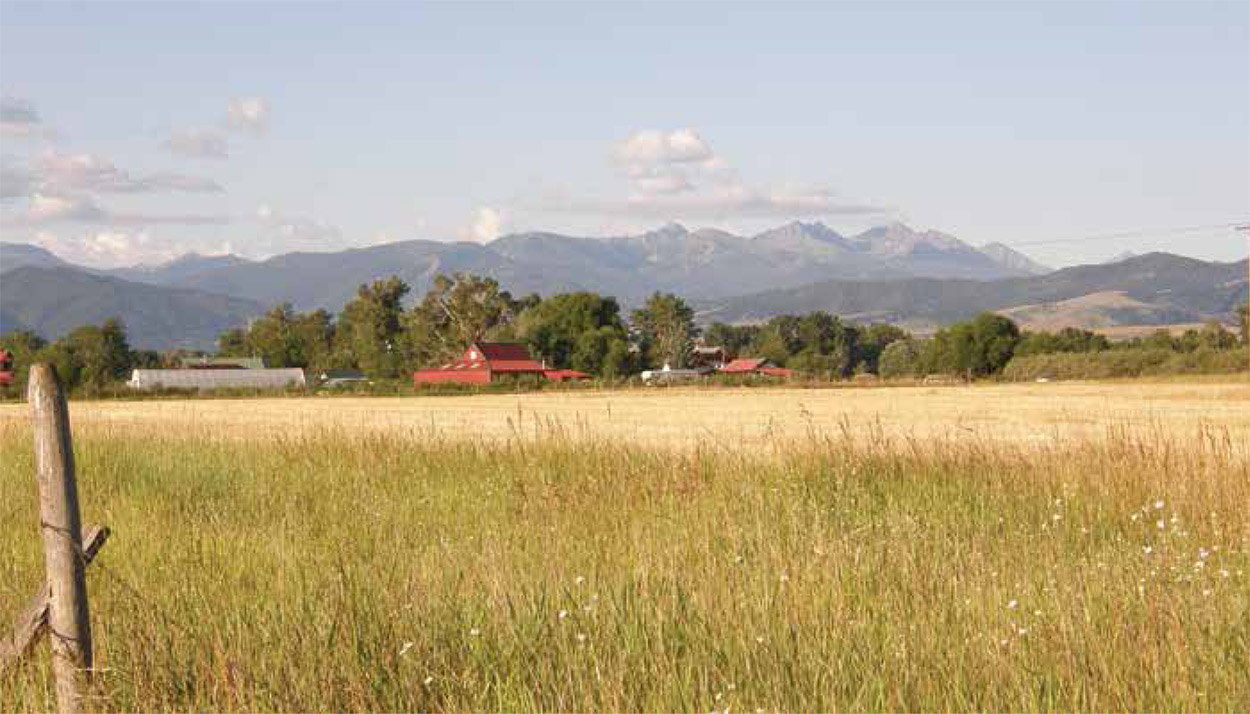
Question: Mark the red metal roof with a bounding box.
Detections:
[474,343,535,361]
[461,343,544,372]
[720,358,770,373]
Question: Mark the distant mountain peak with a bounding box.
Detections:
[651,221,689,236]
[979,242,1051,275]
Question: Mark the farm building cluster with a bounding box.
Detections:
[124,342,788,392]
[415,342,789,386]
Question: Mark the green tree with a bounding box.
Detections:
[64,318,133,389]
[403,273,520,367]
[854,323,911,373]
[878,339,921,379]
[631,293,697,369]
[515,292,625,369]
[244,304,302,368]
[702,323,761,360]
[1015,327,1110,357]
[217,327,249,357]
[337,277,411,377]
[922,313,1020,377]
[1238,303,1248,346]
[570,325,634,375]
[290,309,336,370]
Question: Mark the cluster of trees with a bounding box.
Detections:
[3,275,1245,392]
[214,273,703,379]
[0,319,156,393]
[877,315,1246,380]
[702,315,909,378]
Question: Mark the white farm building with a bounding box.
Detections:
[127,368,307,391]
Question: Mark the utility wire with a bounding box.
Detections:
[1009,222,1245,248]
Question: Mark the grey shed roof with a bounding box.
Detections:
[179,356,266,369]
[128,368,306,390]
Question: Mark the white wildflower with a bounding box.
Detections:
[1007,600,1018,610]
[1154,500,1164,510]
[558,609,569,620]
[399,641,414,656]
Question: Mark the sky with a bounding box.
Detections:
[1,1,1248,269]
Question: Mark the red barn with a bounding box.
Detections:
[0,350,13,387]
[719,357,793,378]
[413,342,547,386]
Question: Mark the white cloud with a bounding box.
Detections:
[617,128,714,166]
[460,207,503,243]
[255,203,341,252]
[12,191,228,226]
[534,129,885,222]
[26,193,106,223]
[28,230,239,268]
[0,95,54,140]
[31,230,194,268]
[164,129,229,159]
[614,128,741,197]
[225,97,269,134]
[27,151,223,194]
[537,184,882,221]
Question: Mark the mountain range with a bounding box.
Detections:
[12,222,1048,311]
[1,222,1244,350]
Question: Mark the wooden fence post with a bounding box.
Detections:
[28,364,93,713]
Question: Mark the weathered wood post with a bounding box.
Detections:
[28,364,93,713]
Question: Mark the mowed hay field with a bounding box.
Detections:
[0,380,1248,450]
[1,381,1249,711]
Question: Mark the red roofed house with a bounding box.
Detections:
[719,357,793,379]
[413,342,546,385]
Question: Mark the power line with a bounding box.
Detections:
[1010,222,1244,248]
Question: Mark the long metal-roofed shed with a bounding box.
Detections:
[179,356,266,369]
[128,368,306,391]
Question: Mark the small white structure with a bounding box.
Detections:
[640,363,704,385]
[128,368,306,391]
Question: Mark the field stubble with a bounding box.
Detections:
[1,381,1248,711]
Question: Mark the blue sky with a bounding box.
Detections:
[1,1,1247,268]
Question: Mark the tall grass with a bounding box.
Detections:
[1,421,1247,711]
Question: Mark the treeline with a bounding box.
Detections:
[875,317,1246,380]
[213,274,651,378]
[2,272,1245,392]
[215,273,927,379]
[0,319,158,394]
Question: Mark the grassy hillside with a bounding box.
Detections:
[699,253,1249,327]
[0,266,265,349]
[1,418,1246,711]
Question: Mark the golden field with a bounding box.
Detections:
[1,379,1247,453]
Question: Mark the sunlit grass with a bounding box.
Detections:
[1,418,1247,711]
